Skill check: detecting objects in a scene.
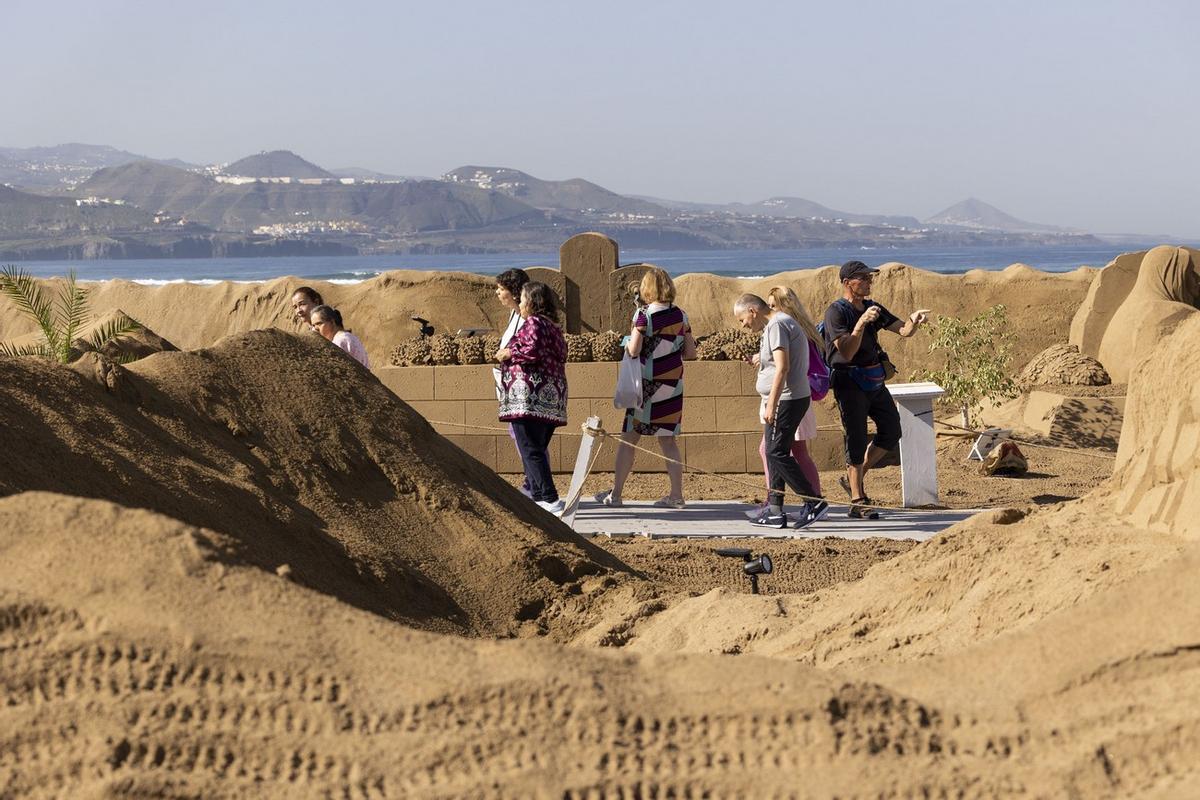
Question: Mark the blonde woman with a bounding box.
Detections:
[595,267,697,509]
[752,286,827,500]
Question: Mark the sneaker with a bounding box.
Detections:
[806,499,830,524]
[653,496,686,509]
[744,502,770,521]
[593,489,622,507]
[749,508,787,528]
[792,502,816,530]
[536,499,566,516]
[848,498,880,520]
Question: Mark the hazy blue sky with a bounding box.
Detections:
[4,0,1197,234]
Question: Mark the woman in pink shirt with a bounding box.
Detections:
[310,305,370,368]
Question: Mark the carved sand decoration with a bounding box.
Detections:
[1084,246,1200,381]
[2,248,1197,795]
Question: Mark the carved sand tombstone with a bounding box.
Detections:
[525,267,567,324]
[559,232,619,333]
[609,263,655,330]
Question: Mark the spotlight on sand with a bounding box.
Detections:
[715,547,773,595]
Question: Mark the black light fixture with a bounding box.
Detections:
[715,547,774,595]
[411,316,434,337]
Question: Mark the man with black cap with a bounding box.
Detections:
[823,261,929,519]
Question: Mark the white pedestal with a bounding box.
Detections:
[889,382,945,507]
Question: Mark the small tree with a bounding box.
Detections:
[920,304,1018,429]
[0,266,142,363]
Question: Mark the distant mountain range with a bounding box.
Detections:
[926,197,1084,234]
[0,143,196,191]
[223,150,335,180]
[443,166,668,217]
[0,143,1108,259]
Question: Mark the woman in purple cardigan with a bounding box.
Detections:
[496,282,568,516]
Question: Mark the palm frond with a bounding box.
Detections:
[0,265,58,353]
[56,270,89,362]
[86,313,144,353]
[0,340,52,358]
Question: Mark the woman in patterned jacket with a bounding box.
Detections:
[496,282,568,516]
[595,267,697,509]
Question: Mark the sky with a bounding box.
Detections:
[4,0,1198,235]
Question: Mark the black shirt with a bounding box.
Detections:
[823,298,900,368]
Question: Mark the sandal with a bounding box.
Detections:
[848,497,880,520]
[837,476,853,499]
[653,496,686,509]
[594,489,623,507]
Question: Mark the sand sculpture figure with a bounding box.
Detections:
[1094,246,1200,382]
[559,232,619,333]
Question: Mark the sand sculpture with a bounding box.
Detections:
[5,252,1198,794]
[1016,343,1109,387]
[2,296,1198,794]
[1076,246,1200,381]
[1068,249,1147,359]
[1105,312,1200,537]
[0,259,1096,375]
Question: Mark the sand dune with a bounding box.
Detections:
[1,254,1197,796]
[0,330,628,636]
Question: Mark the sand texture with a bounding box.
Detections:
[0,261,1098,376]
[1,263,1197,797]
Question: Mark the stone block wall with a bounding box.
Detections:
[376,362,847,474]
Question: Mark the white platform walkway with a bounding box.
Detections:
[569,500,982,541]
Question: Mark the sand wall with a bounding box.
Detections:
[0,262,1097,378]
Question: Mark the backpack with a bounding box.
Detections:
[807,339,830,401]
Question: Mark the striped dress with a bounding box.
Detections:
[623,302,689,436]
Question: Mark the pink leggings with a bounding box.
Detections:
[758,437,822,498]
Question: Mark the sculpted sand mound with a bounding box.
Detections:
[1017,343,1110,387]
[1096,245,1200,382]
[1103,313,1200,538]
[0,331,628,635]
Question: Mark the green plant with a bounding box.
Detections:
[0,265,142,363]
[920,304,1018,429]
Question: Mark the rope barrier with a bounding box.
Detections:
[425,419,844,436]
[424,412,1116,514]
[576,421,942,514]
[425,417,1116,459]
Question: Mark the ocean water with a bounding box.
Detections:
[9,243,1160,284]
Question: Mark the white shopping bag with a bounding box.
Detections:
[613,353,642,409]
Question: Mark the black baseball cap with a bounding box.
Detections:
[839,260,880,281]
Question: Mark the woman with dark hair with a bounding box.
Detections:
[496,282,568,516]
[310,304,370,368]
[291,286,324,330]
[492,268,534,497]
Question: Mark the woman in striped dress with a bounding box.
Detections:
[595,268,697,509]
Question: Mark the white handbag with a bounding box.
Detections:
[613,353,643,409]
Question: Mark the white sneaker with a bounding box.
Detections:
[536,499,566,516]
[593,489,623,507]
